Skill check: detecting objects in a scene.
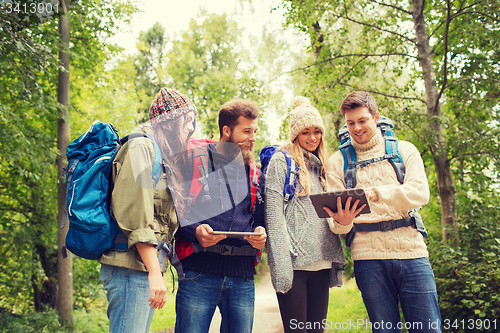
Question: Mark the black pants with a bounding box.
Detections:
[277,269,330,333]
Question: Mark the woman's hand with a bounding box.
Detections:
[323,196,366,226]
[135,243,167,310]
[146,270,167,310]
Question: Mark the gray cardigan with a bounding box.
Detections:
[265,149,345,293]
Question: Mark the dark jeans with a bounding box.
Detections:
[354,258,442,333]
[277,269,330,333]
[175,269,255,333]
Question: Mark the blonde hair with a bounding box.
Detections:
[280,137,328,197]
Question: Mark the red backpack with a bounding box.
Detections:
[172,138,262,275]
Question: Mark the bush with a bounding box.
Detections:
[428,198,500,332]
[0,308,64,333]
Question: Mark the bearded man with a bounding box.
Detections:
[174,99,267,333]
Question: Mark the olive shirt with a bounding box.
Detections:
[99,126,178,273]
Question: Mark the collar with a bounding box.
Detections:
[351,129,384,153]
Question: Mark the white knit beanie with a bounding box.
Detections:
[289,96,325,142]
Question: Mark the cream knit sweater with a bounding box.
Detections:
[326,130,429,261]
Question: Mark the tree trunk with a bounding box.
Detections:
[57,0,73,326]
[411,0,458,245]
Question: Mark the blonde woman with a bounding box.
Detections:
[265,97,361,333]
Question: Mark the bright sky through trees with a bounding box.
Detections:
[110,0,303,141]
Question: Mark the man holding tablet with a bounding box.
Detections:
[324,91,441,333]
[174,99,266,333]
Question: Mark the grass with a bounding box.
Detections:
[325,278,371,333]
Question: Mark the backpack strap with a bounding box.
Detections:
[281,150,299,202]
[384,137,406,184]
[109,132,164,252]
[120,132,163,188]
[186,144,212,214]
[339,141,358,189]
[249,162,263,211]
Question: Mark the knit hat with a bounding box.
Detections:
[289,96,325,142]
[149,88,198,126]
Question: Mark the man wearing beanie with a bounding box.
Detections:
[324,91,441,333]
[99,87,197,333]
[265,96,346,333]
[174,98,267,333]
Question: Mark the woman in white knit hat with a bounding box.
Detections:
[265,97,362,333]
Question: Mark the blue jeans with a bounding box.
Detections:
[175,269,255,333]
[99,264,155,333]
[354,258,441,333]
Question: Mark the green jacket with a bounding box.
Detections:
[99,127,178,273]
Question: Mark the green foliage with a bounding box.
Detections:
[133,22,169,119]
[0,307,65,333]
[428,192,500,330]
[163,10,266,138]
[0,8,60,311]
[0,0,139,315]
[72,259,103,311]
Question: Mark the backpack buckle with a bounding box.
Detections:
[219,244,234,256]
[379,220,393,231]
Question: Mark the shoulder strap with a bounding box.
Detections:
[249,162,262,211]
[120,132,163,188]
[339,141,358,189]
[384,137,405,184]
[187,144,212,208]
[280,150,299,202]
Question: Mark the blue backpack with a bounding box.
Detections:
[338,116,427,246]
[260,145,299,202]
[59,121,163,260]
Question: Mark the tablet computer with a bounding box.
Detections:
[309,189,371,218]
[211,231,264,238]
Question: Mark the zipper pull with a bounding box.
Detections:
[57,166,68,184]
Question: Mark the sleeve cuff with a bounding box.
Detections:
[327,217,353,234]
[128,228,157,248]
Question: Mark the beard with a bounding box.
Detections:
[227,133,255,165]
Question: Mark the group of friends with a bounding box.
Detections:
[98,87,442,333]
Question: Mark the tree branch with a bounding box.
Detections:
[452,77,500,84]
[367,0,411,15]
[335,82,427,103]
[0,206,33,220]
[263,52,417,85]
[400,112,434,154]
[329,55,369,90]
[331,8,416,44]
[430,7,500,39]
[451,150,500,161]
